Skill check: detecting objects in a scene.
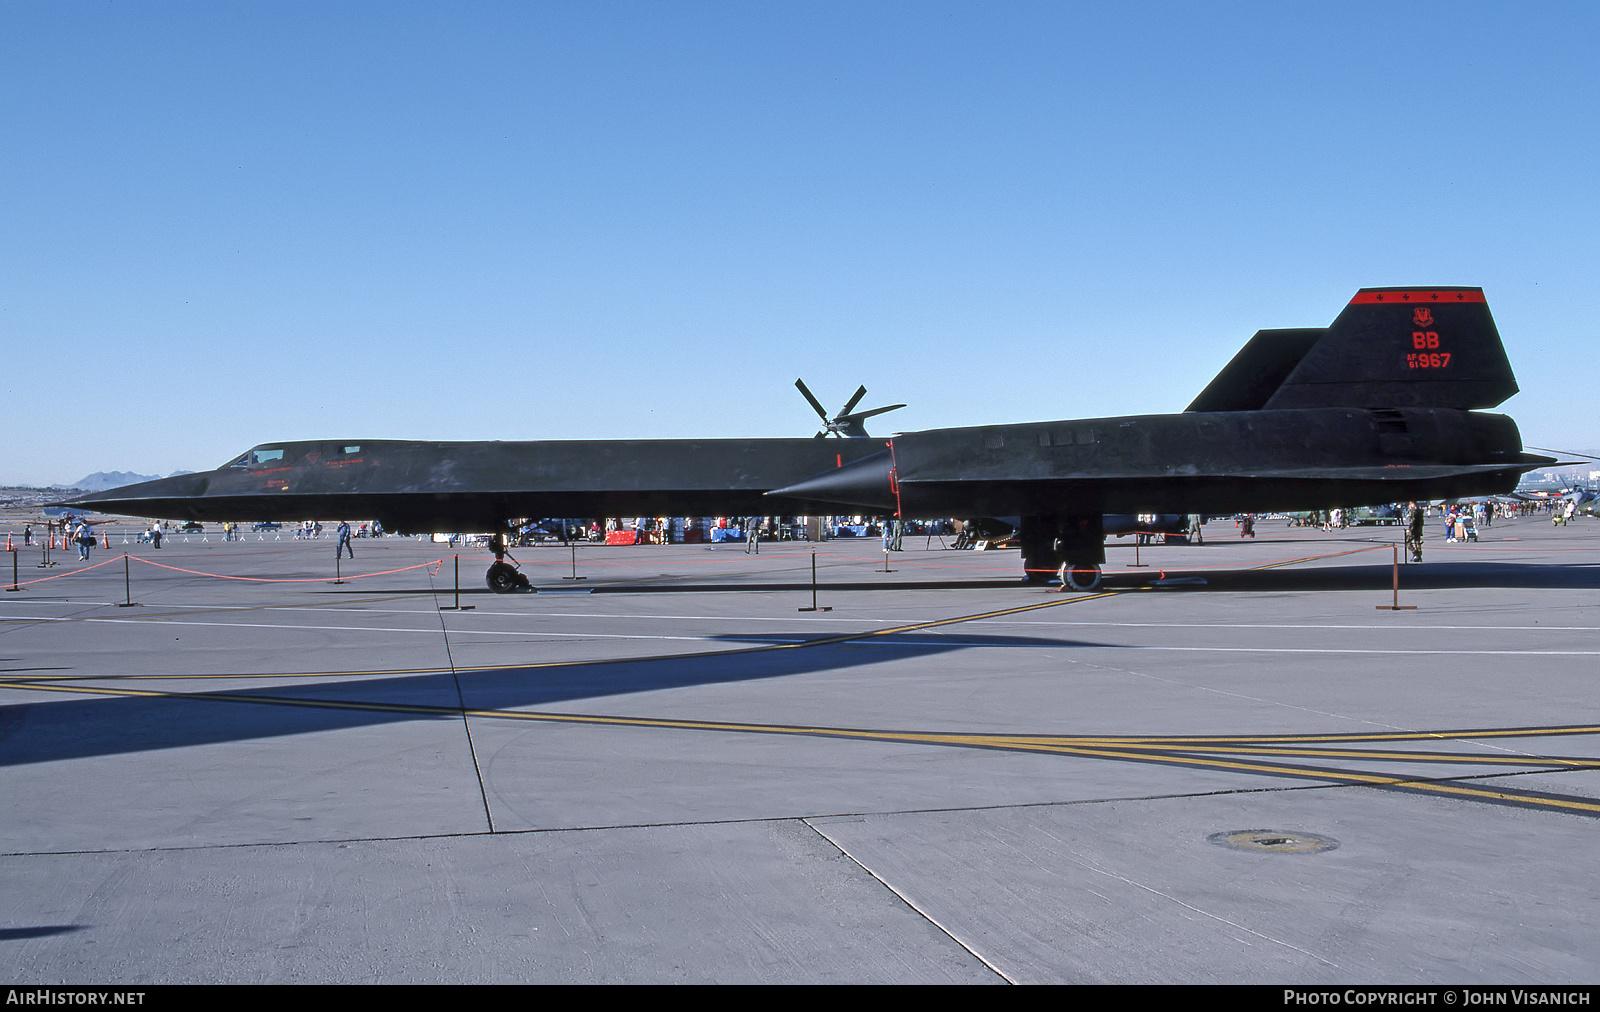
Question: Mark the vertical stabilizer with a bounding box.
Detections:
[1263,287,1517,410]
[1186,329,1324,412]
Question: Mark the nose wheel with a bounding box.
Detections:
[486,531,532,593]
[486,560,530,593]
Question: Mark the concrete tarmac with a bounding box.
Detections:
[1,518,1597,983]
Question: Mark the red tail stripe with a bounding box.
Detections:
[1349,289,1486,305]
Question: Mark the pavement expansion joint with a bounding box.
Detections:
[3,764,1594,863]
[801,817,1018,984]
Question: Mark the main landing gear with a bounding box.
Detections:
[1020,514,1106,592]
[486,534,532,593]
[1057,562,1103,592]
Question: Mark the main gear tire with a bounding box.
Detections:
[1058,562,1102,592]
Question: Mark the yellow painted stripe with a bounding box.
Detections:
[4,679,1597,772]
[1248,545,1388,570]
[4,679,1595,815]
[1060,743,1598,767]
[1045,726,1600,745]
[980,741,1600,814]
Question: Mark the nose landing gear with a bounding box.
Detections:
[486,560,529,593]
[485,534,532,593]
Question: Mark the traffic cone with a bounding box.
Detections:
[5,534,11,551]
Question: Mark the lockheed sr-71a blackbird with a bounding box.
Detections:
[71,287,1552,590]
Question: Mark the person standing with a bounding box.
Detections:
[1186,513,1203,545]
[336,521,354,559]
[745,517,760,555]
[1407,501,1425,563]
[150,523,162,549]
[22,525,31,546]
[882,518,902,551]
[76,521,94,561]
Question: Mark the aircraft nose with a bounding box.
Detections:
[63,473,213,514]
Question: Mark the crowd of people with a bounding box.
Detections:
[508,516,954,549]
[19,515,109,560]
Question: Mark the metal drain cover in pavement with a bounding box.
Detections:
[1208,829,1338,854]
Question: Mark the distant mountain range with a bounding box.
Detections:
[52,470,195,492]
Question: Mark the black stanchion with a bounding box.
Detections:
[7,549,20,592]
[1128,537,1150,568]
[118,553,138,607]
[798,552,831,612]
[440,554,475,611]
[563,543,587,580]
[333,554,344,585]
[1376,545,1417,611]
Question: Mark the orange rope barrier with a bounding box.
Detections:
[3,554,123,588]
[1,526,1583,593]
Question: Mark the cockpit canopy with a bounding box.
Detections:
[220,444,364,469]
[222,447,285,469]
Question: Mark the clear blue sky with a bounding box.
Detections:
[3,1,1596,486]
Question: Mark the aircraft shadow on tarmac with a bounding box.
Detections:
[0,926,85,941]
[1169,560,1600,593]
[552,579,1030,593]
[561,560,1600,594]
[0,631,1096,768]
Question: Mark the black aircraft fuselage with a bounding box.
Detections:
[69,287,1553,589]
[768,405,1530,517]
[103,438,888,532]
